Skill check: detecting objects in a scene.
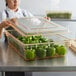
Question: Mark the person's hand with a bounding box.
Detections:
[0,18,18,38]
[10,18,18,25]
[44,17,51,21]
[0,21,9,38]
[0,29,2,38]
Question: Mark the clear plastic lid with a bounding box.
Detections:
[8,17,68,36]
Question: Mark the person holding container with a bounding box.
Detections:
[0,0,51,39]
[0,0,51,76]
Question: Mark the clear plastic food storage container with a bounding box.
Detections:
[5,26,69,61]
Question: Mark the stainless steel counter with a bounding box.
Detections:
[0,41,76,72]
[0,21,76,72]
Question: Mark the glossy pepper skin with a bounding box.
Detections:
[46,47,56,56]
[36,48,46,58]
[56,45,67,55]
[25,49,36,60]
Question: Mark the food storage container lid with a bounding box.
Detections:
[5,17,68,36]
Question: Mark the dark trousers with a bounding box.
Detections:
[4,34,8,42]
[5,72,32,76]
[5,72,25,76]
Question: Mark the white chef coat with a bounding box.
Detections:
[0,7,41,41]
[0,7,34,41]
[0,7,34,23]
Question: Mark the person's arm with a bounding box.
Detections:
[0,21,8,38]
[0,11,7,38]
[0,28,2,38]
[0,18,18,38]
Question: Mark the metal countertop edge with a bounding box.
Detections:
[0,66,76,72]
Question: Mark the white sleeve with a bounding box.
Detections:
[0,11,6,23]
[22,9,41,24]
[0,12,2,23]
[27,11,34,17]
[23,9,34,17]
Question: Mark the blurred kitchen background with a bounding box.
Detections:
[0,0,76,18]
